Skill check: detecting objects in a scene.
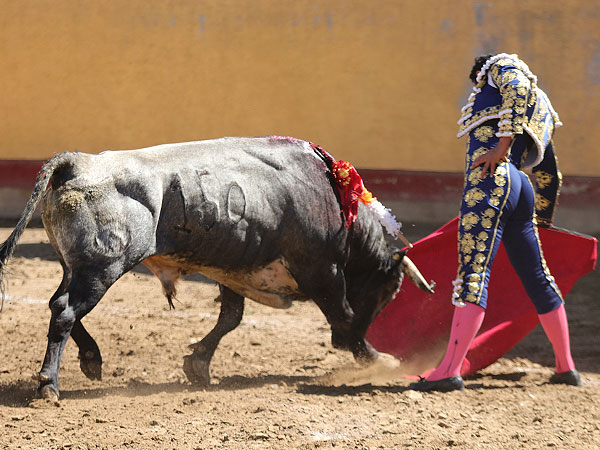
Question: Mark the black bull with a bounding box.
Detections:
[0,136,433,400]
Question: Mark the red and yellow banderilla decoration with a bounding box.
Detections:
[329,159,413,249]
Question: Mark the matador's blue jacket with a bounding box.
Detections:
[457,53,563,224]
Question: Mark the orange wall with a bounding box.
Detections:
[1,1,599,176]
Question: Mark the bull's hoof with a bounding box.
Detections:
[36,384,59,401]
[80,358,102,381]
[78,350,102,380]
[182,354,210,386]
[353,341,379,366]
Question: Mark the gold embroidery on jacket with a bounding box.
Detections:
[535,194,551,211]
[533,170,553,189]
[473,126,495,142]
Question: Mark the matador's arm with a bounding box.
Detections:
[488,61,531,138]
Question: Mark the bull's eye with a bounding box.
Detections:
[392,253,401,261]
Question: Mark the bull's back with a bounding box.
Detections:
[42,137,344,272]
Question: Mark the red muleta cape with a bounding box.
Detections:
[366,217,597,378]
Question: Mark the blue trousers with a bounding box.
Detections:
[454,124,563,314]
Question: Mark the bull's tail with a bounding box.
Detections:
[0,153,71,310]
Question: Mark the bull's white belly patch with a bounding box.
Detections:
[142,255,304,309]
[199,258,303,309]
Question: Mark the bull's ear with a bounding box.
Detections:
[391,249,407,267]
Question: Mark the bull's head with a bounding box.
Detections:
[376,249,434,315]
[345,247,434,338]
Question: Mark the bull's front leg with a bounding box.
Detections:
[305,267,379,364]
[327,310,379,365]
[183,285,244,386]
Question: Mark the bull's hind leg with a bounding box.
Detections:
[70,321,103,380]
[34,268,117,400]
[183,285,244,386]
[45,259,103,380]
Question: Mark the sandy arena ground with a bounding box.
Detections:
[0,225,598,449]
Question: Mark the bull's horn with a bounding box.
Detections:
[402,256,435,294]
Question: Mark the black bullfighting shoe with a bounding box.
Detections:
[549,370,582,386]
[408,376,465,392]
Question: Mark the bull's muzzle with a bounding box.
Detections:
[401,256,435,294]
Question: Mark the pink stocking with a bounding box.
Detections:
[427,302,485,381]
[538,304,576,373]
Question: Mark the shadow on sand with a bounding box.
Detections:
[0,370,534,408]
[0,374,315,407]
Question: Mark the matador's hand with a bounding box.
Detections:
[471,136,512,178]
